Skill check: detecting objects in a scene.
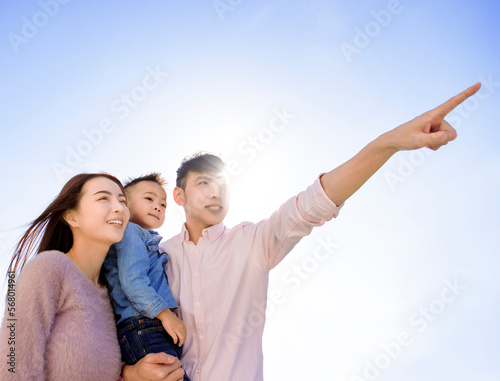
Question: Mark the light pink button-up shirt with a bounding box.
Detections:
[161,177,342,381]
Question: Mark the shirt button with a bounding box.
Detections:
[194,273,199,277]
[195,302,200,307]
[200,335,205,340]
[196,369,201,374]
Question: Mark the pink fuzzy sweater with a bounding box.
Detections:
[0,251,122,380]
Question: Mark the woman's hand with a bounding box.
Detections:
[122,352,185,381]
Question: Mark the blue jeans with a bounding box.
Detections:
[117,317,190,381]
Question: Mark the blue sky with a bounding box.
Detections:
[1,1,499,379]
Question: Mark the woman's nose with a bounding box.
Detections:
[113,199,125,212]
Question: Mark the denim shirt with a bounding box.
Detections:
[102,222,178,324]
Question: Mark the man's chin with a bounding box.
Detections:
[206,214,226,226]
[208,218,224,226]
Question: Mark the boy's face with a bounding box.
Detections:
[126,181,167,230]
[174,171,229,231]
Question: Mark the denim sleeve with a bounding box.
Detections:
[115,223,169,319]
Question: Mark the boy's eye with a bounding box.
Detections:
[145,197,153,201]
[161,204,166,208]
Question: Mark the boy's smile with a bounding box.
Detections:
[126,181,167,230]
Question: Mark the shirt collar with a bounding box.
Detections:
[181,224,190,242]
[203,222,225,243]
[180,222,225,244]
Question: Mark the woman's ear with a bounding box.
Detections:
[63,209,79,228]
[173,187,185,206]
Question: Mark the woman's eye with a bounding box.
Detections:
[98,197,109,201]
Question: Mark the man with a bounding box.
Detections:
[160,83,481,380]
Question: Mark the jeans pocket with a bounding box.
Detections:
[137,326,182,358]
[119,335,139,365]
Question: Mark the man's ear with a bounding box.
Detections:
[63,209,79,228]
[173,187,185,206]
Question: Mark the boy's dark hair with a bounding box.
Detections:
[124,172,167,190]
[176,152,226,190]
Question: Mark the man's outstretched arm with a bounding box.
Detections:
[320,82,481,206]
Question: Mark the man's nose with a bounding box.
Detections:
[210,184,221,199]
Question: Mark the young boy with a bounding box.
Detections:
[102,173,190,381]
[159,83,481,380]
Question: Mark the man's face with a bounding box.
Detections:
[175,171,229,231]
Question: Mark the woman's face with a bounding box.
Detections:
[67,177,130,247]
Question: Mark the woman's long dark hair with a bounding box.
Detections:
[6,173,126,279]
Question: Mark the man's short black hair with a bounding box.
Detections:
[176,152,226,190]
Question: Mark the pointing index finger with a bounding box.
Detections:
[433,82,481,118]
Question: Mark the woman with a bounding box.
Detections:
[0,173,184,381]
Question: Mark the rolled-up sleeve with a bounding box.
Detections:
[296,175,343,223]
